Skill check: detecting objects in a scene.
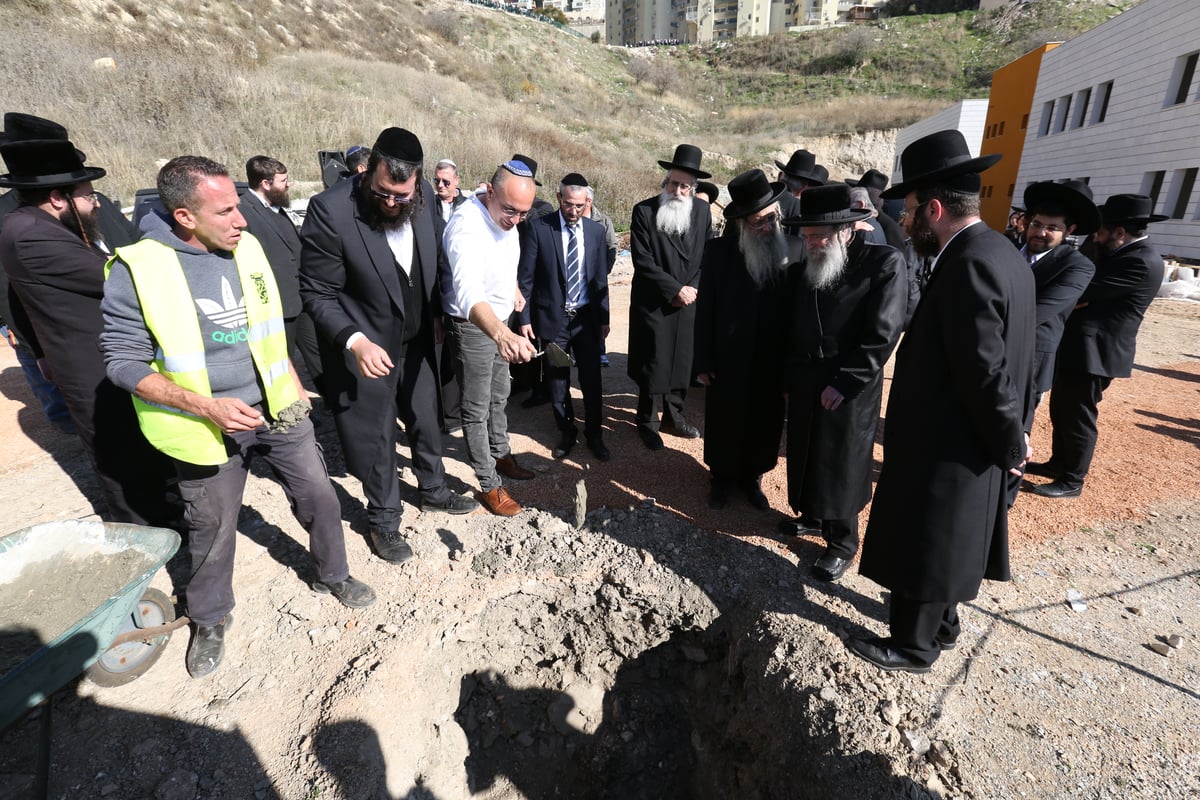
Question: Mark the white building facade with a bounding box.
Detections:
[1015,0,1200,259]
[890,100,989,185]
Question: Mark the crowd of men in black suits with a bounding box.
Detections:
[0,113,1167,676]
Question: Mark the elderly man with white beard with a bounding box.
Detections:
[780,184,907,582]
[693,169,800,510]
[627,144,712,451]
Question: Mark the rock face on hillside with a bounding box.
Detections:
[773,130,899,184]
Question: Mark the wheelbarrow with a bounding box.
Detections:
[0,520,185,797]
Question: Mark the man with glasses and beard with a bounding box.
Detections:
[301,127,479,566]
[693,169,797,511]
[779,184,907,582]
[627,144,712,451]
[849,131,1035,673]
[0,137,179,527]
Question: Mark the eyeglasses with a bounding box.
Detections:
[664,179,694,194]
[369,186,414,205]
[69,191,99,204]
[434,178,455,186]
[748,212,779,229]
[897,200,931,221]
[800,228,839,242]
[560,201,587,212]
[1027,220,1066,234]
[498,204,530,222]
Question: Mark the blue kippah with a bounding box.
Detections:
[501,159,534,178]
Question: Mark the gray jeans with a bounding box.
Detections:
[448,318,512,490]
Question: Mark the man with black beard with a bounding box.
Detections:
[694,169,798,510]
[0,137,179,526]
[301,127,478,566]
[779,184,907,581]
[627,144,712,450]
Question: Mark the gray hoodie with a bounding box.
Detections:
[101,213,263,408]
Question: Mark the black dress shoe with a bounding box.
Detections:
[845,637,931,674]
[312,576,377,608]
[665,420,701,439]
[638,428,664,451]
[369,527,416,563]
[186,614,232,679]
[552,431,577,459]
[586,436,611,462]
[743,479,770,511]
[777,516,821,537]
[1024,460,1062,479]
[421,493,481,514]
[935,633,959,651]
[1030,480,1083,498]
[812,552,850,582]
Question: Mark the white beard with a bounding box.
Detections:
[804,233,849,290]
[738,226,789,288]
[656,191,693,236]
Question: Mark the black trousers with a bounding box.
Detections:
[888,593,960,667]
[1048,369,1112,486]
[545,305,604,439]
[285,312,326,400]
[822,517,859,559]
[635,387,686,432]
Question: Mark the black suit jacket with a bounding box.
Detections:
[1056,238,1164,379]
[516,212,609,342]
[239,192,303,318]
[1028,243,1096,391]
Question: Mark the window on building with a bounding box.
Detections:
[1039,100,1055,136]
[1072,87,1092,129]
[1168,52,1199,107]
[1007,184,1014,198]
[1021,113,1029,130]
[1144,171,1166,210]
[1054,95,1072,133]
[999,121,1006,135]
[1169,168,1197,219]
[1094,81,1114,123]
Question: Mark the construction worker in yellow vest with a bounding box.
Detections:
[100,156,376,679]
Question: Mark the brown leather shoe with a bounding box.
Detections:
[495,454,535,480]
[480,487,522,516]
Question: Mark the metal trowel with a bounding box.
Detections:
[534,341,576,367]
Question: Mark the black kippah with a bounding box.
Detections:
[372,127,423,163]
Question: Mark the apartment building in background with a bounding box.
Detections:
[605,0,886,45]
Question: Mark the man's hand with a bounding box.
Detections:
[350,337,394,379]
[1010,432,1033,476]
[672,286,698,307]
[514,287,527,314]
[696,372,714,386]
[520,323,536,341]
[820,385,844,411]
[433,316,445,346]
[205,396,266,434]
[496,329,537,364]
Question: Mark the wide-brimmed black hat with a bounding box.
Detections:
[722,169,785,219]
[846,168,888,191]
[0,138,106,189]
[774,149,827,186]
[657,143,710,180]
[881,130,1001,200]
[1,112,88,162]
[782,183,872,227]
[695,181,720,203]
[1023,179,1102,235]
[1097,193,1168,227]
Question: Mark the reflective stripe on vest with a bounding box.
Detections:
[106,233,298,465]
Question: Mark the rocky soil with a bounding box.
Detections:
[0,264,1197,800]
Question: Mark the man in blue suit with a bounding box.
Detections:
[517,173,611,461]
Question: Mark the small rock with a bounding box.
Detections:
[880,700,902,727]
[380,623,399,634]
[1126,606,1144,616]
[1066,589,1087,612]
[99,783,119,796]
[927,740,954,768]
[154,770,198,800]
[1167,634,1183,649]
[574,479,587,529]
[1148,641,1173,657]
[901,728,930,756]
[819,686,838,702]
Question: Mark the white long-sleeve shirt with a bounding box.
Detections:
[442,194,519,320]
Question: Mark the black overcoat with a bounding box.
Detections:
[626,195,711,393]
[859,223,1036,603]
[783,237,906,518]
[1054,239,1164,379]
[693,233,799,478]
[1029,243,1095,393]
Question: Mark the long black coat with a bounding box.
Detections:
[783,236,907,518]
[1055,238,1164,379]
[859,223,1036,603]
[626,195,711,393]
[693,233,800,479]
[1029,243,1095,392]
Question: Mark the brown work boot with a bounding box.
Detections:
[479,486,522,516]
[495,454,535,480]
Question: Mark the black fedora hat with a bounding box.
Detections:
[1,112,88,161]
[695,181,721,203]
[0,138,106,189]
[1023,179,1102,235]
[510,153,543,186]
[1098,193,1169,227]
[782,183,872,227]
[846,168,888,191]
[881,130,1000,200]
[774,149,827,185]
[722,169,785,219]
[658,143,710,180]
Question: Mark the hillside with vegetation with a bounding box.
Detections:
[0,0,1138,224]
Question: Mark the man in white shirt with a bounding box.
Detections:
[432,159,468,223]
[442,159,538,516]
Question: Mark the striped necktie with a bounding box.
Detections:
[566,223,583,309]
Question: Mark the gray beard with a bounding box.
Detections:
[656,192,692,236]
[804,236,849,290]
[738,227,789,288]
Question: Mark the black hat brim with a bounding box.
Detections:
[658,159,711,180]
[775,162,827,185]
[0,165,106,189]
[723,181,787,220]
[880,153,1001,200]
[782,208,873,227]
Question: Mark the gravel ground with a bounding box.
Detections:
[0,261,1197,799]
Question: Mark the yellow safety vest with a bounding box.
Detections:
[106,234,297,466]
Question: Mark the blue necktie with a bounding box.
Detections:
[566,223,582,309]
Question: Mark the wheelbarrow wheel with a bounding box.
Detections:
[86,588,175,687]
